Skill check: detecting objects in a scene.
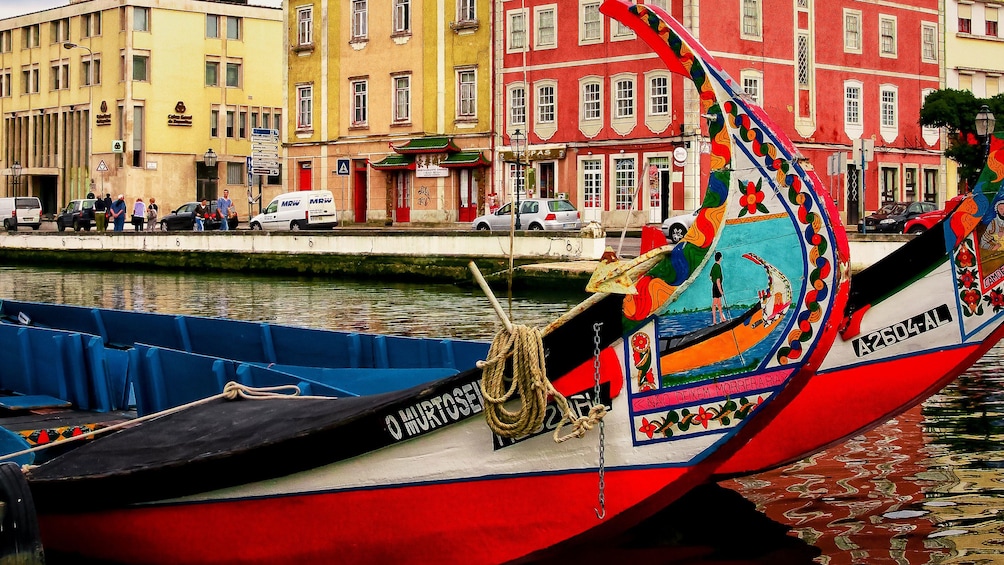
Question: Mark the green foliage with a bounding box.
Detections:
[919,89,1004,189]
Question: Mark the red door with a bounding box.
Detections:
[457,169,477,222]
[298,162,312,191]
[395,172,411,223]
[353,162,367,224]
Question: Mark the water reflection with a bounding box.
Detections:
[9,265,1004,563]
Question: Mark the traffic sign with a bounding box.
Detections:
[336,159,350,176]
[252,167,280,176]
[96,160,108,172]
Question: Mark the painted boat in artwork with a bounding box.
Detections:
[0,3,847,564]
[714,132,1004,478]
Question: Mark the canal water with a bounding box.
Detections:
[5,265,1002,564]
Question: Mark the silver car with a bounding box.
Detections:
[661,210,699,243]
[472,198,582,231]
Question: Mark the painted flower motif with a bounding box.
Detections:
[738,178,769,217]
[695,406,714,429]
[958,269,977,289]
[631,333,650,351]
[638,418,658,439]
[962,289,983,311]
[987,288,1004,311]
[956,246,976,268]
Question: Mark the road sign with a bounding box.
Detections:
[336,159,350,176]
[96,160,108,172]
[252,167,280,176]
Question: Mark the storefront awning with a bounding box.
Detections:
[392,137,461,154]
[440,151,490,168]
[369,154,416,170]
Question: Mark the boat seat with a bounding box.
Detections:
[260,365,459,396]
[0,395,72,410]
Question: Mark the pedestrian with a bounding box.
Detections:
[710,251,725,324]
[110,194,127,232]
[132,198,146,231]
[93,193,107,232]
[194,198,208,231]
[146,197,159,230]
[217,189,233,231]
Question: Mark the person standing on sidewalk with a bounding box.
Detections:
[216,189,233,231]
[131,198,146,231]
[110,194,127,232]
[93,194,107,232]
[194,198,208,231]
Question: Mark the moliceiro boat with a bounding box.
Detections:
[0,2,848,564]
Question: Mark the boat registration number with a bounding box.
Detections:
[851,304,952,358]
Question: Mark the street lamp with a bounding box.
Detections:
[11,160,21,197]
[63,42,94,201]
[976,104,996,160]
[203,148,218,200]
[508,129,527,230]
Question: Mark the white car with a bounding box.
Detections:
[472,198,582,231]
[661,210,698,243]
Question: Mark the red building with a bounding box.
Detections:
[495,0,943,229]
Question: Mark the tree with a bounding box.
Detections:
[920,89,1004,190]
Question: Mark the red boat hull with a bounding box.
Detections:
[39,466,693,565]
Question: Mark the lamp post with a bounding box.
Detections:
[508,129,526,230]
[203,148,218,201]
[976,104,996,163]
[63,42,94,201]
[11,160,21,197]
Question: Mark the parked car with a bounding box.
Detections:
[55,199,98,232]
[248,190,337,231]
[159,202,239,231]
[857,201,937,233]
[0,196,42,231]
[902,196,966,234]
[471,198,582,231]
[661,210,699,243]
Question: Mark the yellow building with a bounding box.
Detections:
[0,0,283,218]
[285,0,493,225]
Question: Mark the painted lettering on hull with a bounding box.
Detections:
[384,382,485,441]
[492,383,612,450]
[852,304,953,357]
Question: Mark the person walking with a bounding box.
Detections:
[110,194,127,232]
[93,194,107,232]
[146,198,159,230]
[217,189,233,231]
[132,198,146,231]
[194,198,208,231]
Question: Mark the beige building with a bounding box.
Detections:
[0,0,283,218]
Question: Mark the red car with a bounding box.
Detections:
[902,196,965,234]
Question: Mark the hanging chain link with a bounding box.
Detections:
[592,322,606,520]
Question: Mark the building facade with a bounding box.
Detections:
[285,0,493,226]
[0,0,283,216]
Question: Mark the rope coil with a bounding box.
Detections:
[480,325,606,443]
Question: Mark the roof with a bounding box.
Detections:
[392,137,461,154]
[369,154,416,170]
[440,151,490,168]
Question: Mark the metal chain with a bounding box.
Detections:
[592,322,606,520]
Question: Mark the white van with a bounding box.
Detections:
[248,190,338,231]
[0,197,42,231]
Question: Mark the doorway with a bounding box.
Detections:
[298,162,312,191]
[394,172,411,223]
[353,161,367,224]
[457,169,477,223]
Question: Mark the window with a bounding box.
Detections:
[845,83,861,126]
[844,10,862,53]
[583,159,602,209]
[535,6,556,49]
[226,16,241,40]
[959,73,973,92]
[879,16,897,56]
[458,0,476,22]
[226,108,235,138]
[226,62,241,87]
[509,84,526,126]
[83,58,101,86]
[227,162,244,185]
[581,1,602,44]
[537,84,555,124]
[742,0,761,39]
[582,81,601,120]
[881,168,897,202]
[205,61,219,86]
[50,19,70,43]
[352,0,368,40]
[351,79,368,126]
[922,22,937,62]
[614,78,635,118]
[239,110,247,138]
[132,54,149,81]
[206,14,219,38]
[0,71,10,97]
[17,68,33,95]
[797,33,810,87]
[614,157,635,210]
[959,4,972,34]
[132,105,144,167]
[649,74,669,115]
[507,10,527,52]
[297,7,313,45]
[393,74,411,122]
[988,7,999,37]
[82,13,102,37]
[989,76,1000,97]
[261,110,270,129]
[134,7,150,31]
[645,0,668,10]
[50,61,68,90]
[0,31,10,53]
[880,87,896,127]
[741,71,762,106]
[297,84,313,129]
[22,25,39,48]
[457,69,476,119]
[393,0,410,34]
